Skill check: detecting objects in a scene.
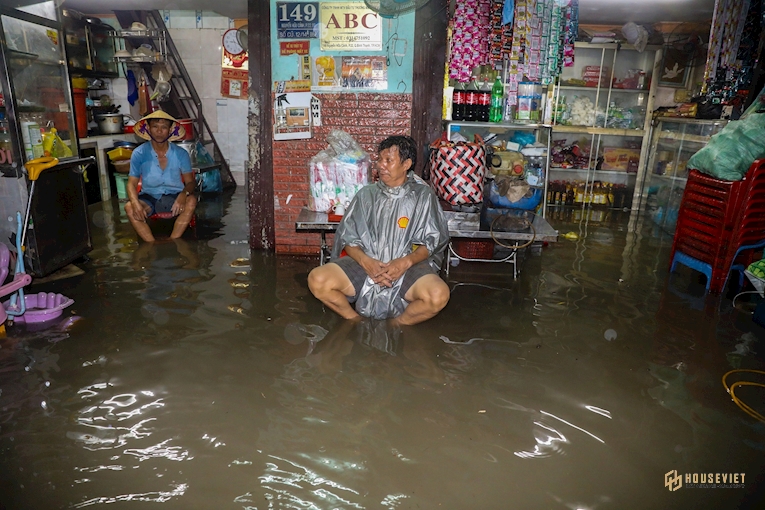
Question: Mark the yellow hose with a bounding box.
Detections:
[722,369,765,423]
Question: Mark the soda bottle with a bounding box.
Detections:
[478,72,491,122]
[452,82,466,121]
[489,74,504,122]
[464,78,479,122]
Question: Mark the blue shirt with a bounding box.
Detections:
[129,142,192,199]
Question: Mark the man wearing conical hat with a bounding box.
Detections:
[125,110,196,242]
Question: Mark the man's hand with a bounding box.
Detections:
[358,256,393,287]
[130,199,148,222]
[171,195,187,217]
[345,245,429,288]
[377,257,412,286]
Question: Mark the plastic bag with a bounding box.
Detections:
[687,113,765,181]
[197,168,222,192]
[308,130,370,212]
[42,128,72,158]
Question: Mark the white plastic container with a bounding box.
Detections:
[516,82,543,122]
[21,121,44,160]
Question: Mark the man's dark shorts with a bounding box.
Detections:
[331,256,437,303]
[139,193,180,216]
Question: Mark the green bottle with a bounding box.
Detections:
[489,75,504,123]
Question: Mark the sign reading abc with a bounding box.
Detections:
[319,2,381,51]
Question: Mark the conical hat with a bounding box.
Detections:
[134,110,186,142]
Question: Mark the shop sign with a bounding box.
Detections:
[280,40,311,55]
[319,2,381,51]
[277,2,319,39]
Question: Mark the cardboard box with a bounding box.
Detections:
[602,147,641,171]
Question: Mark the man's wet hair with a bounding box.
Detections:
[378,135,417,170]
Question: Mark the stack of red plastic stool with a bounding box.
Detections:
[669,159,765,293]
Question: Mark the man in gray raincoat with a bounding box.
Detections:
[308,135,450,325]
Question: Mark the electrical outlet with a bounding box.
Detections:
[311,97,321,126]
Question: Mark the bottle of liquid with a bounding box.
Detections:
[452,81,466,121]
[464,77,479,122]
[477,71,491,122]
[489,74,504,123]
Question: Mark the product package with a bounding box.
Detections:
[308,130,371,212]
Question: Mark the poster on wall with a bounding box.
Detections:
[319,2,382,51]
[341,56,387,90]
[222,68,249,98]
[274,91,313,140]
[277,2,319,39]
[312,55,340,88]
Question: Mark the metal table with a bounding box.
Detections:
[296,208,559,276]
[445,214,558,277]
[295,208,338,264]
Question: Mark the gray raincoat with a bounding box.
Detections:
[331,173,449,320]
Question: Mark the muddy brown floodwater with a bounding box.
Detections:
[1,191,763,509]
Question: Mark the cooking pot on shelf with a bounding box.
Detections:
[95,113,124,135]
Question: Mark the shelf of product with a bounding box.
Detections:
[445,121,551,217]
[638,118,728,235]
[546,42,661,211]
[551,42,659,130]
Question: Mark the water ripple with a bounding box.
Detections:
[260,455,365,509]
[71,483,188,508]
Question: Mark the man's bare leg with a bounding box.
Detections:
[171,195,198,239]
[308,263,360,320]
[395,274,450,326]
[125,201,155,242]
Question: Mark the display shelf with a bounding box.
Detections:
[550,167,636,176]
[446,120,551,132]
[558,85,648,94]
[552,125,645,136]
[636,117,728,234]
[549,41,661,211]
[651,174,687,182]
[654,130,714,144]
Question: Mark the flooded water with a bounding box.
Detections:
[1,191,763,509]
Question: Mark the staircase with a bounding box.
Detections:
[112,10,236,191]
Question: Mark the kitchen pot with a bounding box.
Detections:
[175,141,197,164]
[95,113,124,135]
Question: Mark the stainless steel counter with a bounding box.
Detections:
[295,207,558,273]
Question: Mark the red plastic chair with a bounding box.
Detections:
[670,160,765,293]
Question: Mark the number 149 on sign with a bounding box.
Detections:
[276,2,319,39]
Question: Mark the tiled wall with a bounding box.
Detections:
[165,11,247,186]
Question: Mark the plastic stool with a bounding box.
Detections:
[670,250,713,290]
